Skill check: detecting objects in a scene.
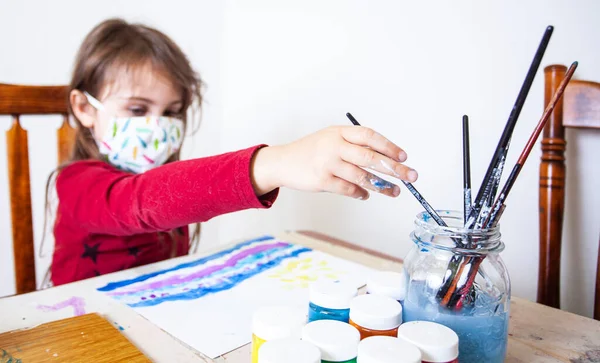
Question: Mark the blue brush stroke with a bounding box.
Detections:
[137,135,148,148]
[109,243,297,299]
[129,246,311,308]
[370,177,394,190]
[98,235,276,291]
[121,118,131,132]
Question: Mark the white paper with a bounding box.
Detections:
[97,236,372,358]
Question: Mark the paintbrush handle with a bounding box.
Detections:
[467,26,554,226]
[346,112,360,126]
[402,181,448,227]
[485,61,578,227]
[463,115,472,224]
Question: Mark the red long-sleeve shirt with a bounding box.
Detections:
[51,145,278,286]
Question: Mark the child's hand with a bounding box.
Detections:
[251,126,418,200]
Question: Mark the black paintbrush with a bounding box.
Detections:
[463,115,472,225]
[466,26,554,228]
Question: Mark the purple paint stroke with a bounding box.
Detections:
[107,242,290,296]
[37,296,86,316]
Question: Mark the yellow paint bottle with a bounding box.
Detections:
[251,306,307,363]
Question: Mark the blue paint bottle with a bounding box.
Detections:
[308,280,357,323]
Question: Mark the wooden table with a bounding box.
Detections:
[1,231,599,362]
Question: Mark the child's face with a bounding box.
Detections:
[71,64,184,139]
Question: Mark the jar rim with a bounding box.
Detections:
[412,210,504,253]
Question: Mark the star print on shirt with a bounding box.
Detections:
[81,243,100,263]
[128,246,140,257]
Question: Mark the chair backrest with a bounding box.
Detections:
[0,83,74,294]
[539,65,600,320]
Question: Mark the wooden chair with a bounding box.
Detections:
[0,84,74,294]
[539,65,600,320]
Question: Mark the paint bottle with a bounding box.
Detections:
[258,338,321,363]
[349,294,402,340]
[308,280,357,323]
[251,306,307,363]
[396,321,459,363]
[302,319,360,363]
[357,336,422,363]
[366,271,405,302]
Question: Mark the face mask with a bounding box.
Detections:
[84,92,185,174]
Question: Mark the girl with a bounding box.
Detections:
[50,18,418,286]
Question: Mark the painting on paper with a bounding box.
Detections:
[97,236,372,358]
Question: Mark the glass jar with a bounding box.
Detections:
[401,210,510,363]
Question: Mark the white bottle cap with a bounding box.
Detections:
[349,294,402,331]
[310,280,358,309]
[366,271,405,301]
[396,321,459,362]
[302,320,360,361]
[357,336,422,363]
[258,339,321,363]
[252,306,307,341]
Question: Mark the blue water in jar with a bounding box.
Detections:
[308,302,350,323]
[402,281,509,363]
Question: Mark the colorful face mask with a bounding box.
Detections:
[84,92,184,174]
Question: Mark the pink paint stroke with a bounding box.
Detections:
[37,296,86,316]
[107,242,289,296]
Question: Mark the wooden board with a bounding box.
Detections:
[0,313,150,362]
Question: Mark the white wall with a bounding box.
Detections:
[1,0,599,318]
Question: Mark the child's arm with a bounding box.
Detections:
[58,125,414,236]
[57,145,275,235]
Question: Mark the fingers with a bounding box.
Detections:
[333,162,401,197]
[324,176,371,200]
[340,126,408,162]
[340,143,418,182]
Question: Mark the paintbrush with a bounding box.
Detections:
[347,112,474,302]
[440,61,578,309]
[466,26,554,228]
[346,112,449,228]
[484,61,578,228]
[463,115,472,225]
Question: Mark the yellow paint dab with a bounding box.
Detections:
[286,261,299,270]
[132,146,138,159]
